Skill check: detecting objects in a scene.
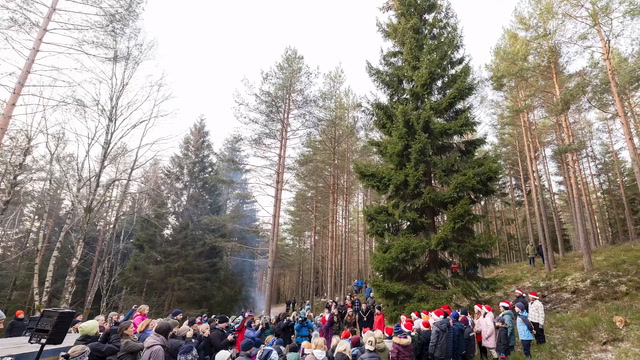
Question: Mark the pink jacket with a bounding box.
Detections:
[132,313,147,333]
[479,312,496,348]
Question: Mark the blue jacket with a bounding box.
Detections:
[451,321,465,357]
[245,327,263,342]
[365,287,373,299]
[515,311,534,341]
[294,320,314,345]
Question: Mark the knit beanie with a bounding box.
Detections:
[176,325,190,338]
[241,339,255,352]
[168,319,180,329]
[171,309,183,318]
[108,312,119,320]
[350,335,361,348]
[276,338,285,347]
[450,311,460,321]
[218,315,230,324]
[375,305,382,312]
[460,308,469,317]
[188,318,197,327]
[178,344,199,360]
[0,310,5,321]
[393,323,404,336]
[460,317,469,327]
[215,350,231,360]
[515,302,525,312]
[79,320,99,336]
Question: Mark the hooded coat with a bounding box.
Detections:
[141,332,168,360]
[294,319,314,345]
[305,349,327,360]
[417,329,431,360]
[462,325,475,360]
[118,335,144,360]
[428,319,449,360]
[499,310,516,347]
[390,336,413,360]
[451,321,465,359]
[495,325,509,357]
[375,337,390,360]
[478,313,496,349]
[5,316,27,337]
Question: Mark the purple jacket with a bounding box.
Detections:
[322,313,335,347]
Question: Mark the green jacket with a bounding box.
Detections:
[500,310,516,347]
[526,244,536,257]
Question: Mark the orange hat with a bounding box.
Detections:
[16,310,24,317]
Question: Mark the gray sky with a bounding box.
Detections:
[143,0,517,150]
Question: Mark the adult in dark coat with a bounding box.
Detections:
[5,311,27,338]
[428,310,449,360]
[209,316,236,358]
[117,321,144,360]
[357,304,374,334]
[74,320,101,346]
[166,326,194,360]
[352,297,362,312]
[512,290,529,312]
[459,317,475,360]
[88,325,121,360]
[536,244,545,265]
[275,317,294,346]
[450,312,465,360]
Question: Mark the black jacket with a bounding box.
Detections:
[88,332,121,360]
[117,337,144,360]
[417,330,431,360]
[495,327,510,357]
[429,319,449,360]
[462,326,475,360]
[335,353,350,360]
[536,245,544,256]
[209,327,234,356]
[75,334,101,346]
[513,296,529,312]
[357,309,374,331]
[275,320,294,346]
[359,350,381,360]
[5,317,27,337]
[451,321,465,358]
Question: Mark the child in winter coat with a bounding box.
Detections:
[390,324,413,360]
[477,306,497,359]
[514,303,535,359]
[494,317,509,359]
[460,317,475,360]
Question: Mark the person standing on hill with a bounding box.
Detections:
[352,296,362,313]
[512,290,528,312]
[286,300,292,314]
[536,243,545,266]
[526,242,536,266]
[514,303,534,359]
[527,293,545,345]
[498,302,515,354]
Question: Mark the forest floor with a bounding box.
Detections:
[482,241,640,359]
[271,303,286,317]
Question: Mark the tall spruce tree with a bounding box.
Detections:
[357,0,499,313]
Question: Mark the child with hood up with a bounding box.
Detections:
[494,317,510,359]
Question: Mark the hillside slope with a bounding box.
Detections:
[482,242,640,359]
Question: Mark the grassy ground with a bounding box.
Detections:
[481,242,640,359]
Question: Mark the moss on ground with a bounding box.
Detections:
[481,242,640,359]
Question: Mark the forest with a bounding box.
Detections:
[0,0,639,319]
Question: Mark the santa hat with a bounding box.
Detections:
[483,305,493,313]
[474,304,483,313]
[401,321,414,333]
[400,314,408,322]
[421,310,429,318]
[362,328,371,334]
[515,289,524,295]
[442,309,451,317]
[528,292,539,299]
[422,320,430,329]
[411,312,420,320]
[384,327,393,338]
[431,309,445,320]
[341,330,351,340]
[441,305,452,311]
[499,301,511,310]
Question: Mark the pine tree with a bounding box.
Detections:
[357,0,499,314]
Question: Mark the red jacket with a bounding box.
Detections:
[374,313,385,332]
[235,317,249,351]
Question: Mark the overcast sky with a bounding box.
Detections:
[142,0,517,150]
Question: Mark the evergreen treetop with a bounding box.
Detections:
[358,0,499,315]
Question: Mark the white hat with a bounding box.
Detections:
[0,310,5,321]
[215,350,231,360]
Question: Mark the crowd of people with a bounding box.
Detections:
[0,286,546,360]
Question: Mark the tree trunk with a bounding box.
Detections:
[0,0,59,145]
[593,15,640,195]
[514,137,536,248]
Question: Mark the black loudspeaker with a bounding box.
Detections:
[28,309,76,345]
[24,315,41,336]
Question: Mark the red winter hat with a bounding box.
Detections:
[15,310,24,317]
[515,289,523,295]
[432,309,445,319]
[529,292,539,299]
[341,330,351,339]
[443,309,451,316]
[411,312,420,319]
[499,301,511,310]
[384,327,393,337]
[400,314,408,322]
[362,327,371,334]
[484,305,493,313]
[321,317,327,324]
[421,310,429,317]
[441,305,452,311]
[474,304,483,312]
[422,320,430,329]
[402,322,413,332]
